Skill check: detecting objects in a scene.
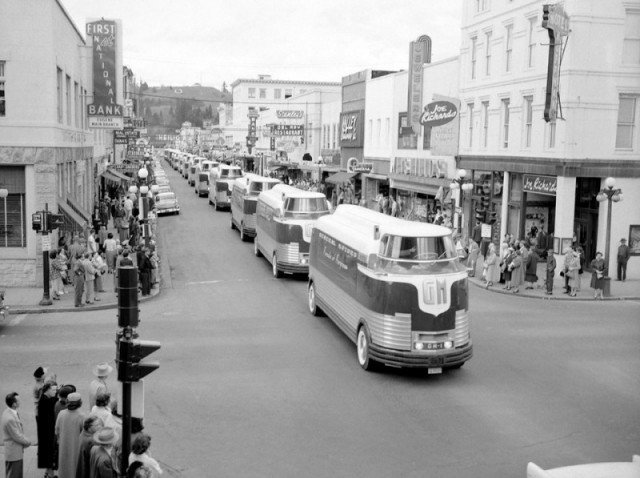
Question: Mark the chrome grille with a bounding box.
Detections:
[453,310,470,346]
[277,243,299,264]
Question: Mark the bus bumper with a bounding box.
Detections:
[369,341,472,369]
[278,262,309,275]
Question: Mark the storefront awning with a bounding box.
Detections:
[102,169,132,184]
[389,174,449,197]
[58,200,89,230]
[325,171,358,185]
[363,173,389,181]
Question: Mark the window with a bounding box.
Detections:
[528,17,537,68]
[482,101,489,148]
[524,96,533,148]
[397,113,417,149]
[57,68,63,123]
[502,98,510,148]
[476,0,489,12]
[274,88,282,99]
[470,36,477,79]
[467,103,474,147]
[505,24,513,72]
[284,89,292,99]
[0,166,27,248]
[548,121,556,149]
[259,88,266,99]
[74,82,79,128]
[616,95,637,149]
[65,75,71,125]
[248,87,256,98]
[485,31,492,76]
[623,10,640,64]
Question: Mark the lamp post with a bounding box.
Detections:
[449,169,474,234]
[596,177,622,295]
[0,189,8,248]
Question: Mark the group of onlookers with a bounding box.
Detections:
[1,364,162,478]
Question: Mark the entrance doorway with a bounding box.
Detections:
[574,178,601,269]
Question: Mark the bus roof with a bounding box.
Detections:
[258,183,326,210]
[315,205,452,255]
[234,173,281,190]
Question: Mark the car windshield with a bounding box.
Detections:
[220,169,243,179]
[283,197,329,217]
[248,181,276,196]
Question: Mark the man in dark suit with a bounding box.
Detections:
[617,238,631,281]
[89,427,119,478]
[2,392,32,478]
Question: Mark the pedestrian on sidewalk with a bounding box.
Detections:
[467,239,480,277]
[89,362,114,410]
[561,247,573,293]
[149,244,159,288]
[73,253,85,308]
[129,434,163,477]
[89,427,119,478]
[36,380,58,478]
[591,252,606,300]
[81,253,97,305]
[138,248,153,296]
[2,392,32,478]
[49,250,64,300]
[92,252,107,295]
[104,233,118,273]
[617,238,630,281]
[545,248,556,295]
[91,392,119,430]
[509,246,524,294]
[32,366,48,419]
[566,249,581,297]
[501,247,515,290]
[55,393,85,478]
[76,415,104,478]
[54,384,75,420]
[524,245,540,289]
[483,243,500,288]
[87,229,98,255]
[98,224,108,253]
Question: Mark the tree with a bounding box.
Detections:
[140,81,149,92]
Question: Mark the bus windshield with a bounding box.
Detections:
[249,181,276,196]
[379,234,457,261]
[283,197,329,217]
[221,169,243,179]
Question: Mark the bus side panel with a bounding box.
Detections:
[256,202,277,259]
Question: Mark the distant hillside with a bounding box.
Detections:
[139,84,231,129]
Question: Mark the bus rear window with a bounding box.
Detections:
[379,234,457,261]
[221,169,242,179]
[249,182,276,196]
[284,197,329,214]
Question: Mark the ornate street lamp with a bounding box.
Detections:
[128,185,138,195]
[596,177,622,288]
[150,184,160,194]
[449,169,474,233]
[139,185,149,195]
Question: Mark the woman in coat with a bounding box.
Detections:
[524,246,540,289]
[501,247,515,290]
[590,252,606,300]
[509,247,524,294]
[483,243,500,288]
[37,381,59,478]
[567,249,581,297]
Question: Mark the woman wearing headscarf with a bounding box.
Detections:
[483,243,500,289]
[566,249,581,297]
[37,380,59,478]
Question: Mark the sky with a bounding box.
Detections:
[61,0,463,90]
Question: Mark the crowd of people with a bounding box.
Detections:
[1,364,162,478]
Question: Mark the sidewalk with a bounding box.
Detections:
[468,255,640,301]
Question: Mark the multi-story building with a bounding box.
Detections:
[227,75,340,156]
[0,0,113,287]
[458,0,640,277]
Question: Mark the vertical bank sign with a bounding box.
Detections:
[86,19,123,128]
[542,4,569,123]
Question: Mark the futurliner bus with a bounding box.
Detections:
[308,205,472,373]
[255,184,330,278]
[230,174,280,241]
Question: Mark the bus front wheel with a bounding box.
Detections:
[357,325,376,371]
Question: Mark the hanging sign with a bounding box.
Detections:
[542,4,569,122]
[523,174,557,195]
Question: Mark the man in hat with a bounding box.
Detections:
[89,427,119,478]
[89,362,113,410]
[55,392,85,478]
[617,238,630,281]
[2,392,32,478]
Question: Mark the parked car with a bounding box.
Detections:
[155,192,180,216]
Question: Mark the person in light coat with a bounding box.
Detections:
[55,393,86,478]
[509,247,524,294]
[2,392,32,478]
[483,243,500,288]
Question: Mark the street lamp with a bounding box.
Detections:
[128,185,138,195]
[150,185,159,194]
[596,177,622,291]
[449,169,474,233]
[0,189,8,248]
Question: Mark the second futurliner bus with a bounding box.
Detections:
[255,184,330,278]
[230,173,281,241]
[308,205,472,373]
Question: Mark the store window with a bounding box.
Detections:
[615,95,637,149]
[248,87,256,99]
[0,166,27,248]
[397,112,417,149]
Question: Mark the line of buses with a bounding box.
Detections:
[163,148,472,374]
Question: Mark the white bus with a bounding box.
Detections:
[308,205,472,372]
[187,156,205,186]
[230,174,281,241]
[208,164,243,210]
[255,184,330,278]
[194,160,219,197]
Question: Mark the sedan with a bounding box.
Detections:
[155,192,180,216]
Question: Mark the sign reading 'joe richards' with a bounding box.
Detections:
[86,19,123,129]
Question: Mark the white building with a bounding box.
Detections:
[0,0,113,286]
[458,0,640,279]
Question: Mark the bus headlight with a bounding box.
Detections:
[415,342,424,350]
[444,341,453,349]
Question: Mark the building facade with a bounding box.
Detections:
[0,0,111,286]
[458,0,640,277]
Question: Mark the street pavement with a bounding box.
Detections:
[1,158,639,478]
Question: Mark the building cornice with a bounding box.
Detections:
[230,78,341,88]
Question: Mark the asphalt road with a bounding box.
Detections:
[2,159,639,478]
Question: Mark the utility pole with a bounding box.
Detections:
[39,203,52,306]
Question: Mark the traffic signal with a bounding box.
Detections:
[48,213,64,231]
[487,210,498,225]
[32,212,42,231]
[117,339,161,382]
[475,195,490,222]
[118,267,139,328]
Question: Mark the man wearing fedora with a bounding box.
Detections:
[89,362,113,410]
[617,238,630,282]
[90,427,119,478]
[2,392,32,478]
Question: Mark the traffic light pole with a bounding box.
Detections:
[121,377,132,477]
[39,203,52,306]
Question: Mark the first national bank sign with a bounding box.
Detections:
[86,19,123,129]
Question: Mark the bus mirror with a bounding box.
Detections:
[373,225,380,240]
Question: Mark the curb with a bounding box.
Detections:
[6,287,161,315]
[468,278,640,301]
